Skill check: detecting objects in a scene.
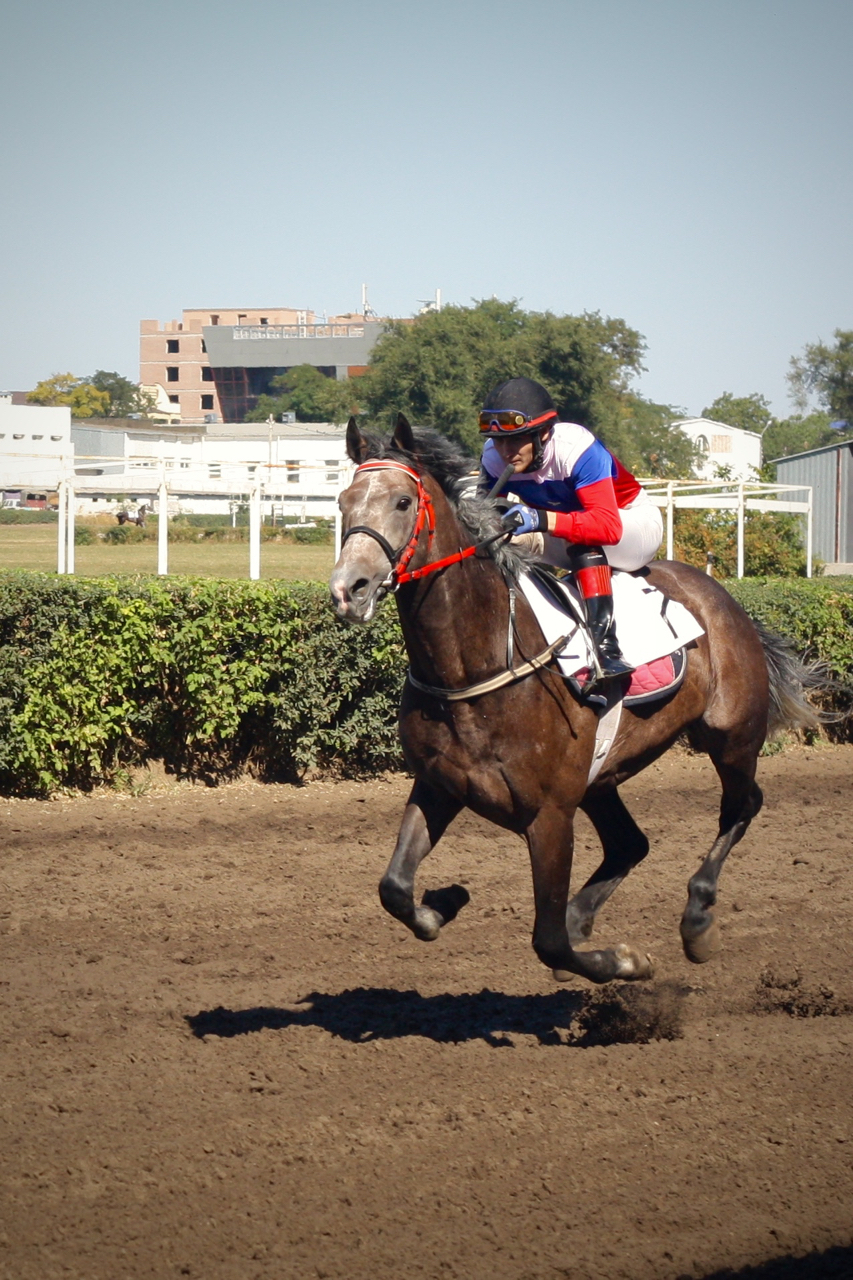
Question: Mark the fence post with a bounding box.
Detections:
[158,476,169,575]
[249,483,261,580]
[737,484,745,578]
[56,473,67,574]
[806,487,813,579]
[666,482,674,560]
[66,481,75,574]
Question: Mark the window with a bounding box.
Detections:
[201,367,213,381]
[167,367,179,382]
[696,435,709,455]
[32,434,43,440]
[286,460,300,484]
[260,317,268,325]
[208,463,221,479]
[167,339,179,353]
[325,459,339,482]
[169,395,180,404]
[237,313,247,323]
[180,458,190,470]
[210,315,219,325]
[248,464,257,476]
[201,395,214,411]
[711,434,732,453]
[50,434,63,441]
[13,433,23,440]
[201,340,207,353]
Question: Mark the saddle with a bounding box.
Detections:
[521,564,704,709]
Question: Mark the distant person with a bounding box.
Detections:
[479,377,663,683]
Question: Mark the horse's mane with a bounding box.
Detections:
[361,426,533,575]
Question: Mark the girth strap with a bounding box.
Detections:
[406,634,570,703]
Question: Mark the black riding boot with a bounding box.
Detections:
[571,546,634,685]
[584,590,634,683]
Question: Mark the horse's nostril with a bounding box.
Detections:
[351,578,369,600]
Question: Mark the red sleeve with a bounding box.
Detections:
[551,478,624,545]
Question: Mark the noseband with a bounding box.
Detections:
[341,460,436,589]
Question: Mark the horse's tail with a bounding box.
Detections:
[755,619,833,738]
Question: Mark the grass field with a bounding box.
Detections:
[0,525,336,581]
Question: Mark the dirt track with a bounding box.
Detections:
[2,744,853,1280]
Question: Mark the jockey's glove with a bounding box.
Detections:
[500,504,548,537]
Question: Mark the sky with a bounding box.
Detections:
[1,0,851,418]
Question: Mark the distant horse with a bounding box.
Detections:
[330,414,820,985]
[117,502,148,528]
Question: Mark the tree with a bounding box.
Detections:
[761,411,845,461]
[245,365,359,424]
[788,329,853,423]
[702,392,773,435]
[356,298,694,475]
[91,370,155,418]
[27,373,110,418]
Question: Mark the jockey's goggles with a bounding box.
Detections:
[478,408,558,435]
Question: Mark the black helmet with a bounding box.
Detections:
[478,378,558,437]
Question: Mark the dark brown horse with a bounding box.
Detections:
[330,415,819,985]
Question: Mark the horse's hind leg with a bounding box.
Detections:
[378,778,467,942]
[680,742,764,963]
[565,788,650,944]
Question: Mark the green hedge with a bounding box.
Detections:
[0,572,405,795]
[0,571,850,796]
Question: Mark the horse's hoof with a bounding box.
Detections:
[552,968,573,983]
[613,944,655,981]
[411,905,442,941]
[682,916,722,964]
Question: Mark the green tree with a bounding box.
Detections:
[245,364,358,424]
[761,411,846,461]
[702,392,773,435]
[617,396,696,477]
[359,299,650,455]
[91,370,155,418]
[788,329,853,422]
[27,373,110,418]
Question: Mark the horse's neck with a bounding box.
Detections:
[395,491,515,688]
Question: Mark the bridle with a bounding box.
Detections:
[341,458,502,591]
[340,457,571,701]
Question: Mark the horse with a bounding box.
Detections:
[330,414,820,986]
[117,502,148,528]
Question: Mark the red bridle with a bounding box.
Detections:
[342,459,487,589]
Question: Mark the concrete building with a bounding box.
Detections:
[673,417,762,482]
[0,396,72,501]
[140,307,385,425]
[774,440,853,571]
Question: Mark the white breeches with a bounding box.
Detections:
[524,489,664,573]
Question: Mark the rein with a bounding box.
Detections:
[342,456,569,702]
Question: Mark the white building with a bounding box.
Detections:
[674,417,762,482]
[70,419,352,518]
[0,397,72,501]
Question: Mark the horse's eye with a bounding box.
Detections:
[396,496,412,511]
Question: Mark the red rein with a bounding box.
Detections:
[353,459,479,588]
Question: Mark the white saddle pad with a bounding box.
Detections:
[518,569,705,680]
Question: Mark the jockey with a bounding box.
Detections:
[479,377,663,683]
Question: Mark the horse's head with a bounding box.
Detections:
[330,414,436,624]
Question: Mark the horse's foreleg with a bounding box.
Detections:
[680,753,763,963]
[565,788,650,943]
[378,779,466,942]
[527,804,653,985]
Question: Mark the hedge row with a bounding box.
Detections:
[0,571,850,796]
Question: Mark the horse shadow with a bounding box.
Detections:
[186,986,587,1048]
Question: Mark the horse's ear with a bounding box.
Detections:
[391,412,415,455]
[346,416,370,464]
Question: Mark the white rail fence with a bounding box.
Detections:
[641,478,814,578]
[4,452,813,580]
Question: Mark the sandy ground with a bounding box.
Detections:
[1,743,852,1280]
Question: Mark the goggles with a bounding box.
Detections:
[478,408,557,434]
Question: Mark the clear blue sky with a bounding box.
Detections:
[1,0,850,418]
